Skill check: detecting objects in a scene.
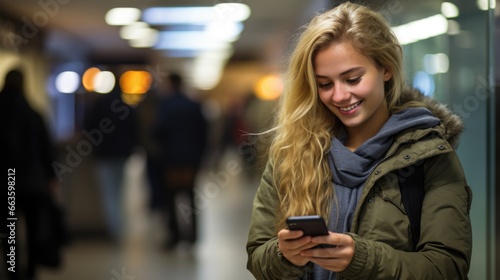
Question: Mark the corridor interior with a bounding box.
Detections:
[38,148,259,280]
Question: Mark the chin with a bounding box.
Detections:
[338,117,363,128]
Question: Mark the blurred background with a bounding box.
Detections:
[0,0,498,279]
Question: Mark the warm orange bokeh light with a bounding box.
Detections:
[119,70,152,94]
[82,67,101,92]
[254,74,283,101]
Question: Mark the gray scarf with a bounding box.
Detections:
[312,107,440,280]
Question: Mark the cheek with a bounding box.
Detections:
[359,78,385,100]
[318,91,331,106]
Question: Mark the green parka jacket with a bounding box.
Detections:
[246,89,473,280]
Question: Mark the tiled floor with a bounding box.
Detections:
[38,149,259,280]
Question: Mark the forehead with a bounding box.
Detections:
[313,42,376,75]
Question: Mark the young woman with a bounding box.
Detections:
[246,2,472,279]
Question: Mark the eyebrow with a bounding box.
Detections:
[315,67,364,79]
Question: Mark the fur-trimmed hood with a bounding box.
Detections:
[398,87,464,148]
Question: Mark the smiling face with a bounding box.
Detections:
[314,42,392,138]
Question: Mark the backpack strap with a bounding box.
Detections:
[397,161,425,251]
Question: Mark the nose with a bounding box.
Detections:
[331,83,351,104]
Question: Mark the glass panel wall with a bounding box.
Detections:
[349,0,496,278]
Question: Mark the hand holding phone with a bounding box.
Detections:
[286,215,336,249]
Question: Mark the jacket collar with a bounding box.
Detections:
[398,87,464,148]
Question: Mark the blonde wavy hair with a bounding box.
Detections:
[269,2,416,231]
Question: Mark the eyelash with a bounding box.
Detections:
[346,77,361,85]
[317,77,361,89]
[318,82,333,89]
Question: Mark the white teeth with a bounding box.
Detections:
[339,101,361,111]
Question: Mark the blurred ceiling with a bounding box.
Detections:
[5,1,487,91]
[0,0,330,65]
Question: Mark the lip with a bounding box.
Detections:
[336,100,363,115]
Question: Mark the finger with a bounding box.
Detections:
[312,232,352,247]
[278,229,304,240]
[295,240,319,251]
[282,236,314,251]
[305,246,354,272]
[300,246,334,258]
[310,232,337,245]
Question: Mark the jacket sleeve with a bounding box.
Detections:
[340,151,472,280]
[246,161,310,280]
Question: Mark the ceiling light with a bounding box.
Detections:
[129,28,159,48]
[476,0,495,11]
[120,22,149,40]
[163,50,200,58]
[205,22,243,42]
[154,21,243,50]
[143,4,251,25]
[447,20,461,35]
[441,2,459,18]
[93,71,116,94]
[213,3,251,22]
[143,7,215,25]
[120,71,152,94]
[82,67,100,92]
[191,49,233,90]
[119,21,159,48]
[105,7,141,26]
[154,31,232,50]
[424,53,449,74]
[55,71,80,94]
[254,74,283,101]
[392,14,448,45]
[192,60,224,90]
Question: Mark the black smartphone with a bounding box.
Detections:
[286,215,329,236]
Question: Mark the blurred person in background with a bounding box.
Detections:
[0,68,66,280]
[151,72,208,250]
[84,81,138,244]
[134,86,163,216]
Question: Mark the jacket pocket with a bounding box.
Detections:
[377,174,406,214]
[357,174,412,250]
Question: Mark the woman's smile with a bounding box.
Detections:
[338,100,363,114]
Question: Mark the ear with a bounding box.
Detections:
[383,69,392,81]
